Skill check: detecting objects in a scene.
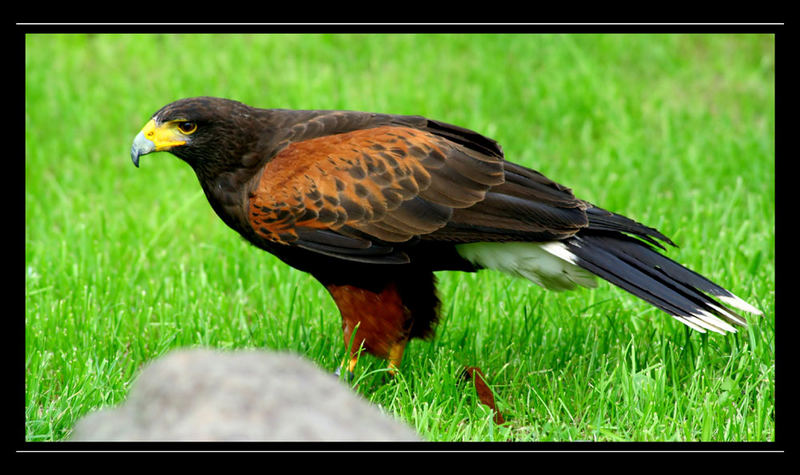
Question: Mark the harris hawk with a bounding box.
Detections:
[131,97,762,375]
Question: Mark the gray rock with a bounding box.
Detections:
[70,349,420,441]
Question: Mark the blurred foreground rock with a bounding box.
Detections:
[70,349,420,441]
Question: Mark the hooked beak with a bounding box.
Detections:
[131,118,188,168]
[131,129,155,168]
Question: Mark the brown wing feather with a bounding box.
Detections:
[247,126,505,250]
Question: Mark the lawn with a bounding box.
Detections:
[24,33,775,442]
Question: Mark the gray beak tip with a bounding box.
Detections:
[131,131,155,168]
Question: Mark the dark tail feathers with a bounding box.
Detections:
[564,233,762,334]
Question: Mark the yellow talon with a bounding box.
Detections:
[336,355,359,382]
[347,355,358,374]
[387,342,406,376]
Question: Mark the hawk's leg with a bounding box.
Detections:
[334,355,359,382]
[321,268,440,379]
[387,340,407,376]
[336,338,406,381]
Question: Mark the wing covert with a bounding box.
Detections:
[247,125,505,260]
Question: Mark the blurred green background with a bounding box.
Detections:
[25,33,774,442]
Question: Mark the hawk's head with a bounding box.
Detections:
[131,97,261,173]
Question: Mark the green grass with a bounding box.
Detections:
[25,33,775,442]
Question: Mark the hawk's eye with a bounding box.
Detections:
[176,121,197,134]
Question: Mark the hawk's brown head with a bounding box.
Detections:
[131,96,262,174]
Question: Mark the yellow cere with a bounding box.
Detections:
[139,119,191,151]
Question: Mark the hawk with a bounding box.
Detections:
[131,97,762,375]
